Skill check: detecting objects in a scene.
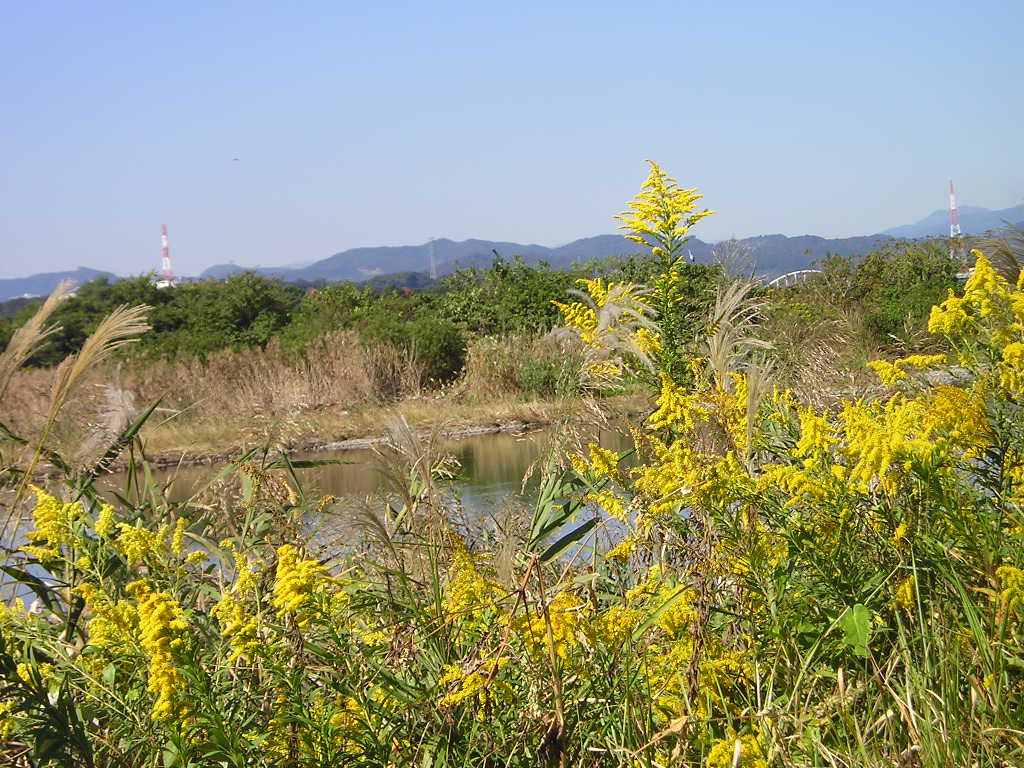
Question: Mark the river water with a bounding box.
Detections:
[104,423,635,527]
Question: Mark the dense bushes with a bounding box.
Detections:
[790,242,958,348]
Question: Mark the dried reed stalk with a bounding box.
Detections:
[4,304,151,555]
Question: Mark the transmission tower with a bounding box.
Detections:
[949,181,965,263]
[428,238,437,280]
[156,224,175,289]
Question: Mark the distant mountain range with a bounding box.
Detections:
[882,203,1024,239]
[3,203,1023,301]
[199,232,895,286]
[0,267,115,304]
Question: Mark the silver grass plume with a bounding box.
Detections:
[704,280,773,392]
[556,281,658,387]
[976,222,1024,286]
[6,304,151,549]
[0,280,74,402]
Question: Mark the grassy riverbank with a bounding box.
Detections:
[3,165,1024,767]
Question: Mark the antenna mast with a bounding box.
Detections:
[157,224,175,289]
[948,181,964,262]
[428,238,437,280]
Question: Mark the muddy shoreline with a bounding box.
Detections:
[140,418,558,471]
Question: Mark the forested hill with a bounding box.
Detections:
[200,231,894,284]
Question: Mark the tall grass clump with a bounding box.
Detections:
[1,163,1023,767]
[463,334,583,401]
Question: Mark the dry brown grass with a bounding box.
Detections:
[1,328,644,466]
[766,295,884,408]
[462,333,582,400]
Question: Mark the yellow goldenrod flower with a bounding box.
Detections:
[0,700,16,741]
[999,342,1024,392]
[928,291,970,336]
[442,537,503,618]
[21,486,84,563]
[894,574,916,611]
[867,359,906,387]
[94,503,115,537]
[794,406,836,459]
[514,590,586,662]
[604,536,637,562]
[705,730,766,768]
[271,545,326,625]
[997,565,1024,614]
[171,517,188,555]
[115,522,166,565]
[649,372,709,433]
[615,160,715,250]
[184,550,207,565]
[437,657,510,717]
[126,581,190,722]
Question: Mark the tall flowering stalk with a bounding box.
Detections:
[616,160,715,384]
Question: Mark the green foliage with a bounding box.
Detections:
[434,255,580,336]
[810,241,958,347]
[14,274,304,366]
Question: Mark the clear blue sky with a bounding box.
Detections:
[2,0,1021,279]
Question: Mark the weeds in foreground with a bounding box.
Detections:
[1,164,1023,767]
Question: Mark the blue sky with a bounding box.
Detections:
[1,0,1021,279]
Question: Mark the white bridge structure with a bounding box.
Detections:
[765,269,822,288]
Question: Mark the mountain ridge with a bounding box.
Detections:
[5,204,1023,301]
[881,203,1024,239]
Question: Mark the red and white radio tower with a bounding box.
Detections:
[157,224,175,289]
[948,181,964,262]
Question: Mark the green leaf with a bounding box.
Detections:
[839,603,872,657]
[630,585,689,644]
[539,516,599,564]
[0,565,62,617]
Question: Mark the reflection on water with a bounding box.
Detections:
[104,424,636,519]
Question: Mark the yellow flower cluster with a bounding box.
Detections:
[615,160,715,249]
[94,503,115,537]
[127,581,190,722]
[570,442,620,479]
[1000,342,1024,392]
[437,657,511,717]
[997,565,1024,615]
[794,406,836,460]
[867,353,946,387]
[925,384,988,448]
[21,486,84,563]
[115,522,167,565]
[0,700,15,741]
[171,517,188,555]
[604,535,637,562]
[271,545,326,626]
[929,252,1024,349]
[443,538,504,619]
[551,296,599,346]
[212,550,263,663]
[705,731,766,768]
[514,590,586,662]
[841,395,931,493]
[894,574,916,611]
[649,372,709,433]
[634,326,662,356]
